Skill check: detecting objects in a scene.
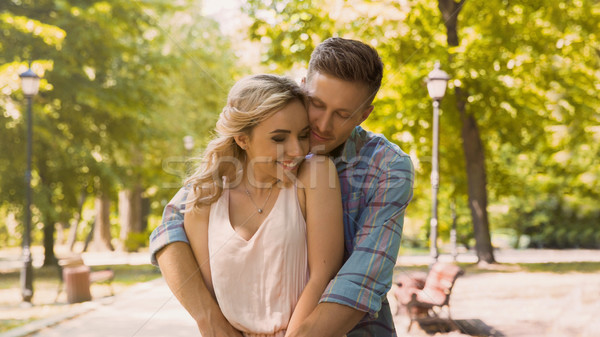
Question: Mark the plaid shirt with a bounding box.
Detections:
[149,126,414,336]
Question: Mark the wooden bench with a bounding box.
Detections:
[393,262,464,332]
[55,256,115,303]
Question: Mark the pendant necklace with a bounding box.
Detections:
[244,182,273,214]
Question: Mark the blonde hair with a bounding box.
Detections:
[185,74,306,209]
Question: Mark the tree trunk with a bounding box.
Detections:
[458,88,496,263]
[438,0,495,263]
[90,194,114,251]
[42,216,57,266]
[67,190,86,251]
[118,186,143,251]
[141,197,150,233]
[438,0,464,46]
[36,161,57,266]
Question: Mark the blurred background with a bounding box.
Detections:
[0,0,600,336]
[1,0,599,288]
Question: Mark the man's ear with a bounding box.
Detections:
[358,105,374,124]
[234,134,249,150]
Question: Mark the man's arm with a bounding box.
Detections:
[156,243,242,336]
[150,188,242,337]
[287,303,365,337]
[149,187,191,266]
[289,153,414,337]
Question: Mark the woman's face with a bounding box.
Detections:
[240,99,310,186]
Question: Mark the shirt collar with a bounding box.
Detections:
[331,126,364,164]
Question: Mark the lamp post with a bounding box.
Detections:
[19,64,40,304]
[183,135,194,176]
[426,61,449,265]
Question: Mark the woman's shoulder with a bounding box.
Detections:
[184,187,212,219]
[297,155,338,190]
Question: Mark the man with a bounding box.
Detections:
[150,37,414,336]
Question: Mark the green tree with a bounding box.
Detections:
[1,0,237,262]
[243,0,600,261]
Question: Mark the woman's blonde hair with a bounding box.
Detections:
[185,74,306,209]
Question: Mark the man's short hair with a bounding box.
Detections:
[308,37,383,105]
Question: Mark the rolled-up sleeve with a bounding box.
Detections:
[320,155,413,316]
[149,186,191,266]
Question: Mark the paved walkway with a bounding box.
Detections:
[2,248,599,337]
[4,278,198,337]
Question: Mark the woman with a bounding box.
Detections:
[183,74,344,337]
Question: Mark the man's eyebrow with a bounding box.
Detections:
[270,129,291,134]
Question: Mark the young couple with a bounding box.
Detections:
[150,37,414,337]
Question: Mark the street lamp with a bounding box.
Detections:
[426,61,449,265]
[183,135,194,175]
[19,64,40,304]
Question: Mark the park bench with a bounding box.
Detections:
[55,256,115,303]
[393,262,464,332]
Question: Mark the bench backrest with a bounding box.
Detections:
[422,263,464,305]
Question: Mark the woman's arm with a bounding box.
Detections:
[181,190,243,337]
[285,156,345,336]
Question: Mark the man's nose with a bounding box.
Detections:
[314,111,333,134]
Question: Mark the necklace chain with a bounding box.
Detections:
[244,183,273,214]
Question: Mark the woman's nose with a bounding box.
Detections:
[287,139,304,157]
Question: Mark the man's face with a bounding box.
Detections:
[304,72,373,155]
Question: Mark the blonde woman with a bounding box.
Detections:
[182,74,344,337]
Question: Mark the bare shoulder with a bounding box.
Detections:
[297,155,339,191]
[183,188,210,228]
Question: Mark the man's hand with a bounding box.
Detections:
[196,309,243,337]
[285,303,365,337]
[156,242,243,337]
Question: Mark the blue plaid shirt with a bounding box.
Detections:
[150,126,414,336]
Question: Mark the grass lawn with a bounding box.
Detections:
[517,261,600,273]
[394,261,600,277]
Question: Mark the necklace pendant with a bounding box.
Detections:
[258,209,263,214]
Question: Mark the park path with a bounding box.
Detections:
[2,248,599,337]
[10,278,199,337]
[389,271,600,337]
[12,271,600,337]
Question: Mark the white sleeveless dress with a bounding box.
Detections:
[208,184,308,337]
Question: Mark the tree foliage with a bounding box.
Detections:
[243,0,600,250]
[1,0,237,253]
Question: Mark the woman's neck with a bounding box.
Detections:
[242,171,277,192]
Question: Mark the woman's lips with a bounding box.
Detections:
[278,159,303,171]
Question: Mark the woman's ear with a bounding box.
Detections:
[234,134,249,150]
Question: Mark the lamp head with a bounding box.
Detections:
[426,62,450,101]
[19,68,40,97]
